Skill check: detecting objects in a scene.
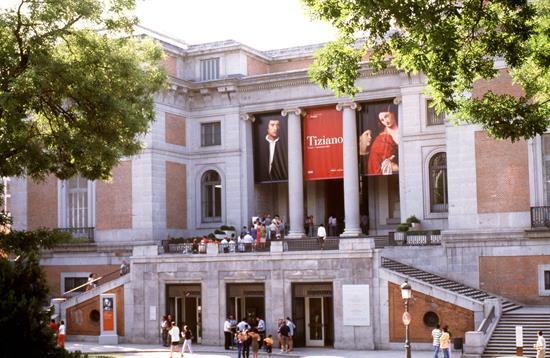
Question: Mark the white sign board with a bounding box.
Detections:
[149,305,157,321]
[343,284,370,326]
[515,325,523,347]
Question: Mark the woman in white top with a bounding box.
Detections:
[534,331,546,358]
[168,322,181,358]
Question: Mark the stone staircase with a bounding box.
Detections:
[482,310,550,358]
[380,257,522,312]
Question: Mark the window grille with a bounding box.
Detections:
[201,170,222,222]
[429,152,448,213]
[200,58,220,81]
[427,100,445,126]
[201,122,221,146]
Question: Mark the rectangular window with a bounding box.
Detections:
[427,100,445,126]
[545,270,550,290]
[538,265,550,296]
[542,134,550,205]
[200,58,220,81]
[66,176,89,229]
[201,122,221,147]
[64,277,88,294]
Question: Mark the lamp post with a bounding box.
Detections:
[401,280,412,358]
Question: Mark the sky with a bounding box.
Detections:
[133,0,337,50]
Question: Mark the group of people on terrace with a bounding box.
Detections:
[224,314,296,357]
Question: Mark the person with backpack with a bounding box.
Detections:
[286,317,296,352]
[279,320,289,353]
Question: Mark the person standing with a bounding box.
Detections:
[432,324,442,358]
[534,331,546,358]
[279,320,289,353]
[264,334,273,358]
[57,320,66,348]
[224,316,233,350]
[286,317,296,352]
[168,322,181,358]
[180,325,193,355]
[256,315,266,349]
[440,326,450,358]
[317,224,327,250]
[161,315,169,347]
[328,215,337,236]
[49,319,58,340]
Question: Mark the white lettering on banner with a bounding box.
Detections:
[306,135,344,147]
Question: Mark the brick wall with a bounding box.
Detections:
[164,54,177,77]
[44,264,120,296]
[165,112,186,146]
[472,69,524,99]
[66,285,125,336]
[166,161,187,229]
[96,161,132,229]
[479,256,550,305]
[389,282,474,343]
[27,176,57,230]
[269,58,313,73]
[475,131,530,213]
[247,56,269,76]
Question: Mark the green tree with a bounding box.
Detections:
[1,0,166,181]
[304,0,550,141]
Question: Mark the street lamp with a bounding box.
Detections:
[400,280,412,358]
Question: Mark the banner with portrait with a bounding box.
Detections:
[101,296,114,332]
[358,100,399,176]
[303,107,343,180]
[253,112,288,183]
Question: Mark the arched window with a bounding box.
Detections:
[201,170,222,222]
[429,153,448,213]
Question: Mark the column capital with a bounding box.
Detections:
[281,108,304,117]
[393,96,402,105]
[336,102,361,112]
[239,113,255,122]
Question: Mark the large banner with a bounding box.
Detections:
[303,107,343,180]
[359,100,399,176]
[253,112,288,183]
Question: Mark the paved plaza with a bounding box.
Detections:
[67,342,439,358]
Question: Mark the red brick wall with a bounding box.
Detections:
[96,161,132,229]
[269,58,313,73]
[66,285,125,336]
[166,162,187,229]
[389,282,474,343]
[247,56,269,76]
[472,69,524,99]
[44,264,119,296]
[475,131,530,213]
[164,53,177,77]
[165,112,186,146]
[479,256,550,305]
[27,176,58,230]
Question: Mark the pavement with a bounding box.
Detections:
[66,342,437,358]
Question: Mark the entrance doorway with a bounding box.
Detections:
[166,284,202,343]
[324,179,344,235]
[226,283,265,326]
[292,282,333,347]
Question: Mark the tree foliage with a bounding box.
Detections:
[0,0,166,181]
[304,0,550,141]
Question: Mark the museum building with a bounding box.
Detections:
[5,27,550,355]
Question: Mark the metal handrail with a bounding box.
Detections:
[477,306,495,333]
[62,266,128,296]
[530,206,550,227]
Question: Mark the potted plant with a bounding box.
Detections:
[406,215,421,229]
[394,223,409,244]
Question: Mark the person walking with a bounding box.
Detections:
[180,325,193,355]
[57,320,66,348]
[256,315,266,349]
[168,322,181,358]
[432,324,442,358]
[534,331,546,358]
[279,320,289,353]
[440,326,451,358]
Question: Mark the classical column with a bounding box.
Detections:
[282,108,305,238]
[337,102,362,237]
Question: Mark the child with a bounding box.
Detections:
[264,334,273,358]
[57,320,66,348]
